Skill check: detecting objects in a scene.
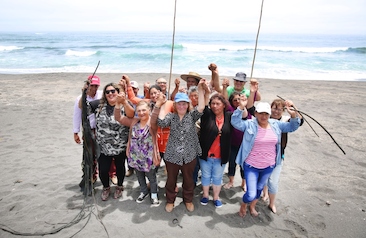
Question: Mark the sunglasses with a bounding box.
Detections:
[157,82,167,84]
[234,79,245,83]
[105,89,116,94]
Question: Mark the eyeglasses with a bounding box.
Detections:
[271,107,284,112]
[157,81,167,84]
[234,79,245,83]
[105,89,116,94]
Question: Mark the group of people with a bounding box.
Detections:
[72,63,302,216]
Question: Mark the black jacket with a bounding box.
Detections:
[199,106,232,165]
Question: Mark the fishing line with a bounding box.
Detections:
[277,95,346,155]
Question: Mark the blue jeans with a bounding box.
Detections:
[200,158,225,186]
[266,160,283,194]
[243,162,274,203]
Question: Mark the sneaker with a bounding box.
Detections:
[200,197,209,205]
[136,192,149,203]
[101,187,110,201]
[114,186,124,199]
[213,200,223,208]
[151,197,160,207]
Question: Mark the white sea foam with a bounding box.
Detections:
[0,46,24,52]
[65,49,97,57]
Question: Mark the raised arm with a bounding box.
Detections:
[208,63,222,93]
[197,78,208,113]
[170,78,180,101]
[221,78,230,100]
[114,91,134,127]
[250,79,261,101]
[246,81,258,109]
[122,75,143,105]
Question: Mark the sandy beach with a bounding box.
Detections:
[0,73,365,238]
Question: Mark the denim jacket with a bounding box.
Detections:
[231,108,300,168]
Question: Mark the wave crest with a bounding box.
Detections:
[0,46,24,52]
[65,49,98,57]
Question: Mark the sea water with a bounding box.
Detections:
[0,31,365,81]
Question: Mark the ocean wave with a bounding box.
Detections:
[65,49,98,57]
[181,43,349,53]
[345,47,366,54]
[0,46,24,52]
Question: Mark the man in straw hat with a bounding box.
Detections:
[170,72,202,100]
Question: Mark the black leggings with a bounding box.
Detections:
[98,151,126,188]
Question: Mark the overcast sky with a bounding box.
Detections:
[1,0,365,35]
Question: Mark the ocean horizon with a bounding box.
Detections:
[0,31,365,81]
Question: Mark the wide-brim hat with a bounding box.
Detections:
[180,72,202,82]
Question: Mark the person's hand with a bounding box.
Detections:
[198,78,205,88]
[118,79,126,92]
[222,78,230,88]
[155,92,166,107]
[81,80,89,93]
[178,88,187,94]
[74,133,81,144]
[174,78,180,87]
[116,91,127,104]
[122,75,130,86]
[208,63,217,71]
[239,94,248,109]
[249,79,258,93]
[285,100,297,117]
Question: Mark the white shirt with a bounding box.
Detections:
[73,90,103,133]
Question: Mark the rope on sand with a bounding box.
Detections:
[0,61,110,237]
[277,95,346,155]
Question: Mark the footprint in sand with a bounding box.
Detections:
[284,219,308,237]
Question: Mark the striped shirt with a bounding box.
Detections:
[245,126,277,169]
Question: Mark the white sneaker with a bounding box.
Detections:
[151,197,160,207]
[136,192,148,203]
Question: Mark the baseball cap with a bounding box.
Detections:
[174,92,190,103]
[88,75,100,86]
[233,72,247,82]
[255,102,271,115]
[130,81,139,89]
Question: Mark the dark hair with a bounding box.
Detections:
[228,92,241,107]
[149,84,162,93]
[99,83,121,109]
[209,93,229,111]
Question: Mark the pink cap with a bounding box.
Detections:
[88,75,100,86]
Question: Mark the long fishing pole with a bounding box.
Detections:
[277,95,346,155]
[167,0,177,99]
